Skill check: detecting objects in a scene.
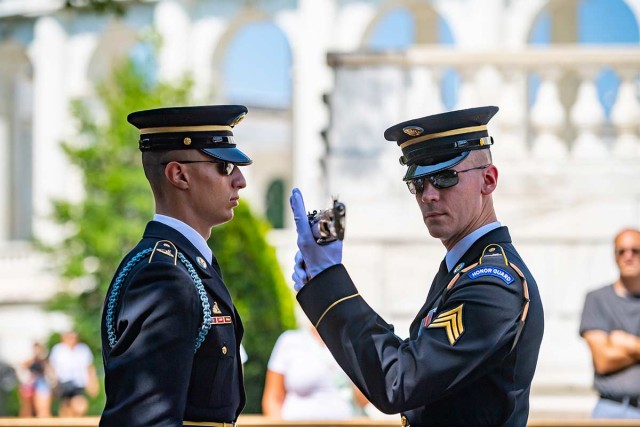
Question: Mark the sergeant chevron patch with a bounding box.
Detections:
[428,304,464,345]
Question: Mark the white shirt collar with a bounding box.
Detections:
[153,214,213,262]
[445,221,501,272]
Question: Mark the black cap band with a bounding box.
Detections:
[139,133,236,152]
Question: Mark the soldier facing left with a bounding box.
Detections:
[100,105,251,427]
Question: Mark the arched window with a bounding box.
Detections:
[528,0,639,114]
[365,6,458,108]
[223,22,291,108]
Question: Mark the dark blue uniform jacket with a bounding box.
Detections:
[100,221,245,427]
[297,227,544,427]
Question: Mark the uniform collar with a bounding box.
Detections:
[152,214,213,263]
[445,221,501,272]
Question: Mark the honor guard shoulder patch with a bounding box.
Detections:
[428,304,464,345]
[149,240,178,265]
[467,266,514,285]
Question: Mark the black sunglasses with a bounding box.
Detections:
[161,160,236,176]
[407,164,491,194]
[615,247,640,257]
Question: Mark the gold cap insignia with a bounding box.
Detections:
[196,256,207,269]
[428,304,464,345]
[183,137,192,146]
[403,126,424,137]
[212,301,222,315]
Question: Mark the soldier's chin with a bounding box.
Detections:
[424,223,449,240]
[214,211,234,227]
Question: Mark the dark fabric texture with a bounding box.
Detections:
[297,226,544,427]
[100,221,245,427]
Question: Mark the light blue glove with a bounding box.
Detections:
[290,187,343,282]
[292,251,309,291]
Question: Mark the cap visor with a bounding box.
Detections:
[403,152,468,181]
[201,148,252,165]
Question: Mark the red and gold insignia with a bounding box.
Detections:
[211,316,232,325]
[427,304,464,345]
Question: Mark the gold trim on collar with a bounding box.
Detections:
[399,125,487,149]
[140,125,232,135]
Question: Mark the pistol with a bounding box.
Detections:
[307,198,346,245]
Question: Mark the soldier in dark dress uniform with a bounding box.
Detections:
[290,106,544,427]
[100,105,251,427]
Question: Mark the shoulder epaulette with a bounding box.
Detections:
[149,240,178,265]
[479,243,509,266]
[442,243,530,351]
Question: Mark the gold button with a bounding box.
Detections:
[183,137,192,145]
[222,345,228,355]
[401,415,408,427]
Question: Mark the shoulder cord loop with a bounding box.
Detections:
[105,249,212,353]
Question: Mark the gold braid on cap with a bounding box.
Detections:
[399,125,487,149]
[140,125,232,135]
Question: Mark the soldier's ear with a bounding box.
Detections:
[163,161,190,190]
[481,164,498,195]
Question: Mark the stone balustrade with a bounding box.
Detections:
[327,46,640,161]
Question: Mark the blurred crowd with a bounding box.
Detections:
[0,330,98,418]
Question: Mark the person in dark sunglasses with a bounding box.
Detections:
[100,105,251,427]
[290,106,544,427]
[580,228,640,419]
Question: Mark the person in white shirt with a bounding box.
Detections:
[49,330,98,417]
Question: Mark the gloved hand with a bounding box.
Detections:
[292,251,308,292]
[290,188,343,283]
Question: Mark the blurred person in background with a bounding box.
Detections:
[262,322,368,420]
[18,341,53,417]
[0,355,17,416]
[49,330,98,417]
[580,228,640,419]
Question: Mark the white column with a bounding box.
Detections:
[611,68,640,158]
[288,0,334,208]
[454,66,479,109]
[570,69,606,159]
[155,0,191,81]
[530,70,568,159]
[494,68,527,159]
[405,66,444,118]
[0,79,9,240]
[29,16,70,244]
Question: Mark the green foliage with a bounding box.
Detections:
[65,0,127,16]
[47,57,296,414]
[209,202,296,413]
[48,59,193,354]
